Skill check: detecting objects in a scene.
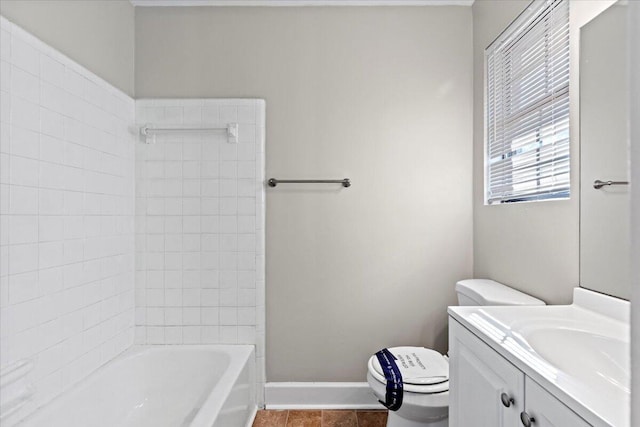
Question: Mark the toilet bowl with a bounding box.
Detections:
[367,371,448,427]
[366,279,545,427]
[367,347,449,427]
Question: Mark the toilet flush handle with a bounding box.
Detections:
[500,392,514,408]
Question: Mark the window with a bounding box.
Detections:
[485,0,570,204]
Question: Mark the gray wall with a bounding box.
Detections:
[472,0,616,305]
[471,0,576,305]
[0,0,135,96]
[136,6,473,381]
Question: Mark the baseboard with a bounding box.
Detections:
[264,382,381,410]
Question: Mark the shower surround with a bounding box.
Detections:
[0,15,135,422]
[134,99,266,400]
[0,16,266,423]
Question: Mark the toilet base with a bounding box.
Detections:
[386,411,448,427]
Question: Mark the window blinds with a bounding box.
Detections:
[486,0,570,204]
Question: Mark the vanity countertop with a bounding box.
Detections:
[448,288,630,427]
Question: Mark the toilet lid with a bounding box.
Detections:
[368,347,449,393]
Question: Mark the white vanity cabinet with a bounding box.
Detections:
[449,319,591,427]
[523,378,590,427]
[449,319,523,426]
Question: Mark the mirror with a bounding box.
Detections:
[580,0,630,299]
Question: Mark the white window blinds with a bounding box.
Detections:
[486,0,570,204]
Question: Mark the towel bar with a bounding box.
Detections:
[268,178,351,188]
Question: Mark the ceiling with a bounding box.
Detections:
[130,0,474,6]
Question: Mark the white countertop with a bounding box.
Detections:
[448,288,630,427]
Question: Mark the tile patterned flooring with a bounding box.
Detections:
[252,410,388,427]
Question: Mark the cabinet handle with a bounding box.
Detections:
[520,411,535,426]
[500,393,514,408]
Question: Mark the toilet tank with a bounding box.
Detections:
[455,279,546,306]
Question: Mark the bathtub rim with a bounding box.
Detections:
[189,344,256,427]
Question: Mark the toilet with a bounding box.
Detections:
[366,279,545,427]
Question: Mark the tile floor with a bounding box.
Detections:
[252,410,388,427]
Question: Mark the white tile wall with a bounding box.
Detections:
[0,16,136,422]
[135,98,266,403]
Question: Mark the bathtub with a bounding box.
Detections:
[20,345,256,427]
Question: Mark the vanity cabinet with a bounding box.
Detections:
[449,319,590,427]
[523,378,590,427]
[449,318,523,426]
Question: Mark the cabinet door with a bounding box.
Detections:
[522,378,591,427]
[449,319,524,427]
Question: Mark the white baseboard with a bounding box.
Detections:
[265,382,381,410]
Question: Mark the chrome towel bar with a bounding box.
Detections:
[268,178,351,188]
[593,179,629,189]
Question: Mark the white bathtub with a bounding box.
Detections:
[20,345,256,427]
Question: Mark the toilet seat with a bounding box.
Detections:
[367,347,449,394]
